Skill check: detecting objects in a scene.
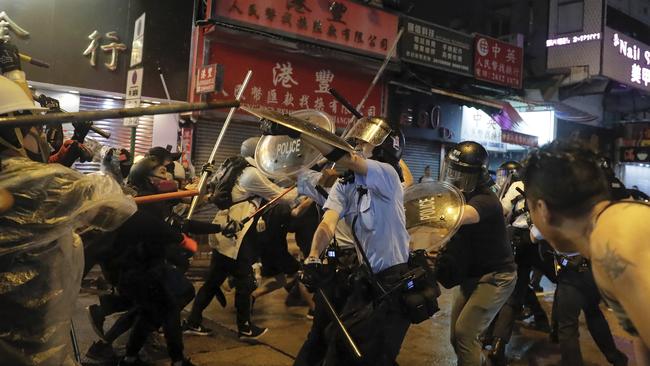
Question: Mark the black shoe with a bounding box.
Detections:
[118,357,152,366]
[86,340,115,361]
[238,322,268,340]
[87,304,106,340]
[182,320,213,336]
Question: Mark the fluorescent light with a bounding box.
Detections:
[112,96,123,100]
[68,90,79,94]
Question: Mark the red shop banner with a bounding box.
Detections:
[474,35,523,89]
[208,44,383,129]
[214,0,398,57]
[501,130,538,147]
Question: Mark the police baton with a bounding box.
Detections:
[316,288,363,360]
[241,185,296,225]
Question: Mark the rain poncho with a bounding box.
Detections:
[0,157,136,366]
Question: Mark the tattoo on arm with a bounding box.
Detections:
[594,242,634,280]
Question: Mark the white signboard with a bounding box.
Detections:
[130,13,145,67]
[124,67,143,126]
[460,106,505,152]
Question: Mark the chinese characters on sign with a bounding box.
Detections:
[208,44,382,128]
[501,130,538,147]
[0,11,30,42]
[83,30,127,71]
[602,27,650,92]
[124,68,143,126]
[474,35,523,89]
[215,0,398,57]
[399,16,474,76]
[197,64,219,93]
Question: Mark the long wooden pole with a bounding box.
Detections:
[0,100,240,128]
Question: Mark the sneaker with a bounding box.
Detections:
[306,309,314,320]
[238,322,268,340]
[118,356,152,366]
[87,304,106,340]
[85,340,115,361]
[182,320,213,336]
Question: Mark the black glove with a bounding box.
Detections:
[0,42,21,73]
[300,257,325,292]
[222,220,243,238]
[72,121,92,143]
[36,94,62,111]
[260,119,301,138]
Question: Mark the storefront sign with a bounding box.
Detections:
[621,146,650,163]
[124,68,143,126]
[130,13,145,67]
[214,0,398,57]
[460,107,506,152]
[602,27,650,92]
[399,16,473,76]
[546,32,601,47]
[501,130,538,147]
[197,64,219,93]
[474,35,523,89]
[181,127,193,168]
[208,44,383,128]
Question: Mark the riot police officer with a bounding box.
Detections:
[438,141,517,366]
[263,116,413,365]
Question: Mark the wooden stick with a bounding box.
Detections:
[134,190,198,204]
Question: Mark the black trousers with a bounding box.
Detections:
[188,230,258,328]
[259,204,300,277]
[491,238,549,343]
[554,267,627,366]
[121,264,193,362]
[322,264,411,366]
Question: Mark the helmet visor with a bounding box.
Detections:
[495,169,510,188]
[344,117,391,147]
[441,161,479,193]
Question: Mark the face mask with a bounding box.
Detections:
[153,178,178,193]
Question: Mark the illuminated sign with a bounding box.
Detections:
[602,27,650,92]
[546,32,601,47]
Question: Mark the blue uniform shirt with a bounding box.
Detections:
[324,159,410,273]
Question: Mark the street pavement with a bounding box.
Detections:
[75,250,638,366]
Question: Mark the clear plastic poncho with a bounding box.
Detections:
[0,157,136,366]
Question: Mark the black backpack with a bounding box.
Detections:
[208,155,250,210]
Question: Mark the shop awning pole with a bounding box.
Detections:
[186,70,253,220]
[0,100,241,128]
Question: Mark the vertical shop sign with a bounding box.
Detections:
[474,35,523,89]
[130,13,146,67]
[124,67,143,126]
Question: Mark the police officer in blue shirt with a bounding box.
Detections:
[262,116,411,366]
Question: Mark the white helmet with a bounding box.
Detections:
[0,76,47,161]
[0,75,45,115]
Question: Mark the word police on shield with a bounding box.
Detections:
[124,68,143,127]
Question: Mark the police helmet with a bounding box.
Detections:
[128,155,163,191]
[441,141,488,192]
[241,136,260,158]
[496,160,522,188]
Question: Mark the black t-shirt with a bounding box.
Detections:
[458,186,515,277]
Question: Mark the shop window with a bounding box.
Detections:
[557,0,584,34]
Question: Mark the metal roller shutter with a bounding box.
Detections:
[72,95,154,173]
[402,138,441,182]
[192,117,262,222]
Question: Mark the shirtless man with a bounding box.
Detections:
[522,141,650,364]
